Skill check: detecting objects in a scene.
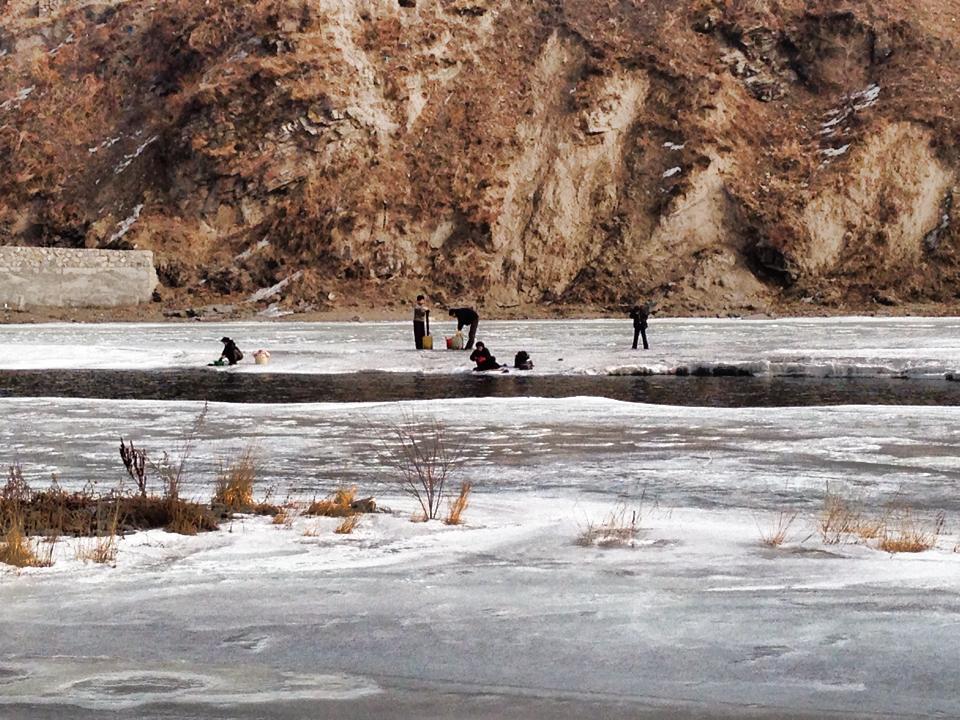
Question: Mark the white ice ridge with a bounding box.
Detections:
[246,270,303,303]
[106,204,144,244]
[0,85,34,111]
[114,135,158,174]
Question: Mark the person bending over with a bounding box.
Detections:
[220,337,244,365]
[448,306,479,350]
[470,342,501,372]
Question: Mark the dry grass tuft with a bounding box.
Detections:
[75,534,118,565]
[0,465,54,568]
[577,505,641,548]
[756,510,798,547]
[301,523,322,537]
[306,488,357,518]
[213,446,257,512]
[75,500,120,565]
[444,482,472,526]
[879,511,945,554]
[0,524,49,568]
[272,508,289,525]
[334,515,362,535]
[818,489,861,545]
[853,516,888,541]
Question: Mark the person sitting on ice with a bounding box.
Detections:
[469,342,502,372]
[513,350,534,371]
[219,337,244,365]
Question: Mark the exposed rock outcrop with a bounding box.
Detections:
[0,0,958,314]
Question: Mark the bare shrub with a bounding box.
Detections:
[879,510,945,554]
[444,482,472,526]
[756,510,799,547]
[577,504,641,548]
[380,415,463,521]
[119,438,148,497]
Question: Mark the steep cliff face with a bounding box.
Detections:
[1,0,959,314]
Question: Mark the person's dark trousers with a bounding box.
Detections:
[632,327,648,350]
[414,320,425,349]
[465,320,478,349]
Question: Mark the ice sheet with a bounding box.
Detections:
[3,317,960,378]
[2,396,960,718]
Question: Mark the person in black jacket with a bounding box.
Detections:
[220,337,244,365]
[514,350,533,370]
[629,304,650,350]
[469,342,501,371]
[448,307,479,349]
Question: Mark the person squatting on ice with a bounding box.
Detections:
[448,307,479,350]
[220,337,244,365]
[630,304,650,350]
[413,295,430,349]
[470,342,502,371]
[514,351,534,370]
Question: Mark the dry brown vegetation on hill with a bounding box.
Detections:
[1,0,958,316]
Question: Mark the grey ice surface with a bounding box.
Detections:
[2,396,960,719]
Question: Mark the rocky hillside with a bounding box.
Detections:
[1,0,959,315]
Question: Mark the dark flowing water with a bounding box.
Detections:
[2,369,960,407]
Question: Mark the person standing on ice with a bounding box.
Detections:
[629,304,650,350]
[413,295,430,350]
[448,306,479,349]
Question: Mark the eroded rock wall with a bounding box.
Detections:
[0,0,958,313]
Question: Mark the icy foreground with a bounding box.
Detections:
[2,396,960,718]
[4,317,960,378]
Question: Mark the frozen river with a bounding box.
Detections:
[2,317,960,378]
[2,319,960,719]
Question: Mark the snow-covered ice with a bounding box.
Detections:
[2,395,960,718]
[3,317,960,379]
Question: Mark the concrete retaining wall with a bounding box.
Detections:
[0,247,158,308]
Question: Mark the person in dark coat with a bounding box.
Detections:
[220,337,243,365]
[629,304,650,350]
[513,350,533,370]
[413,295,430,350]
[448,307,479,349]
[469,342,501,371]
